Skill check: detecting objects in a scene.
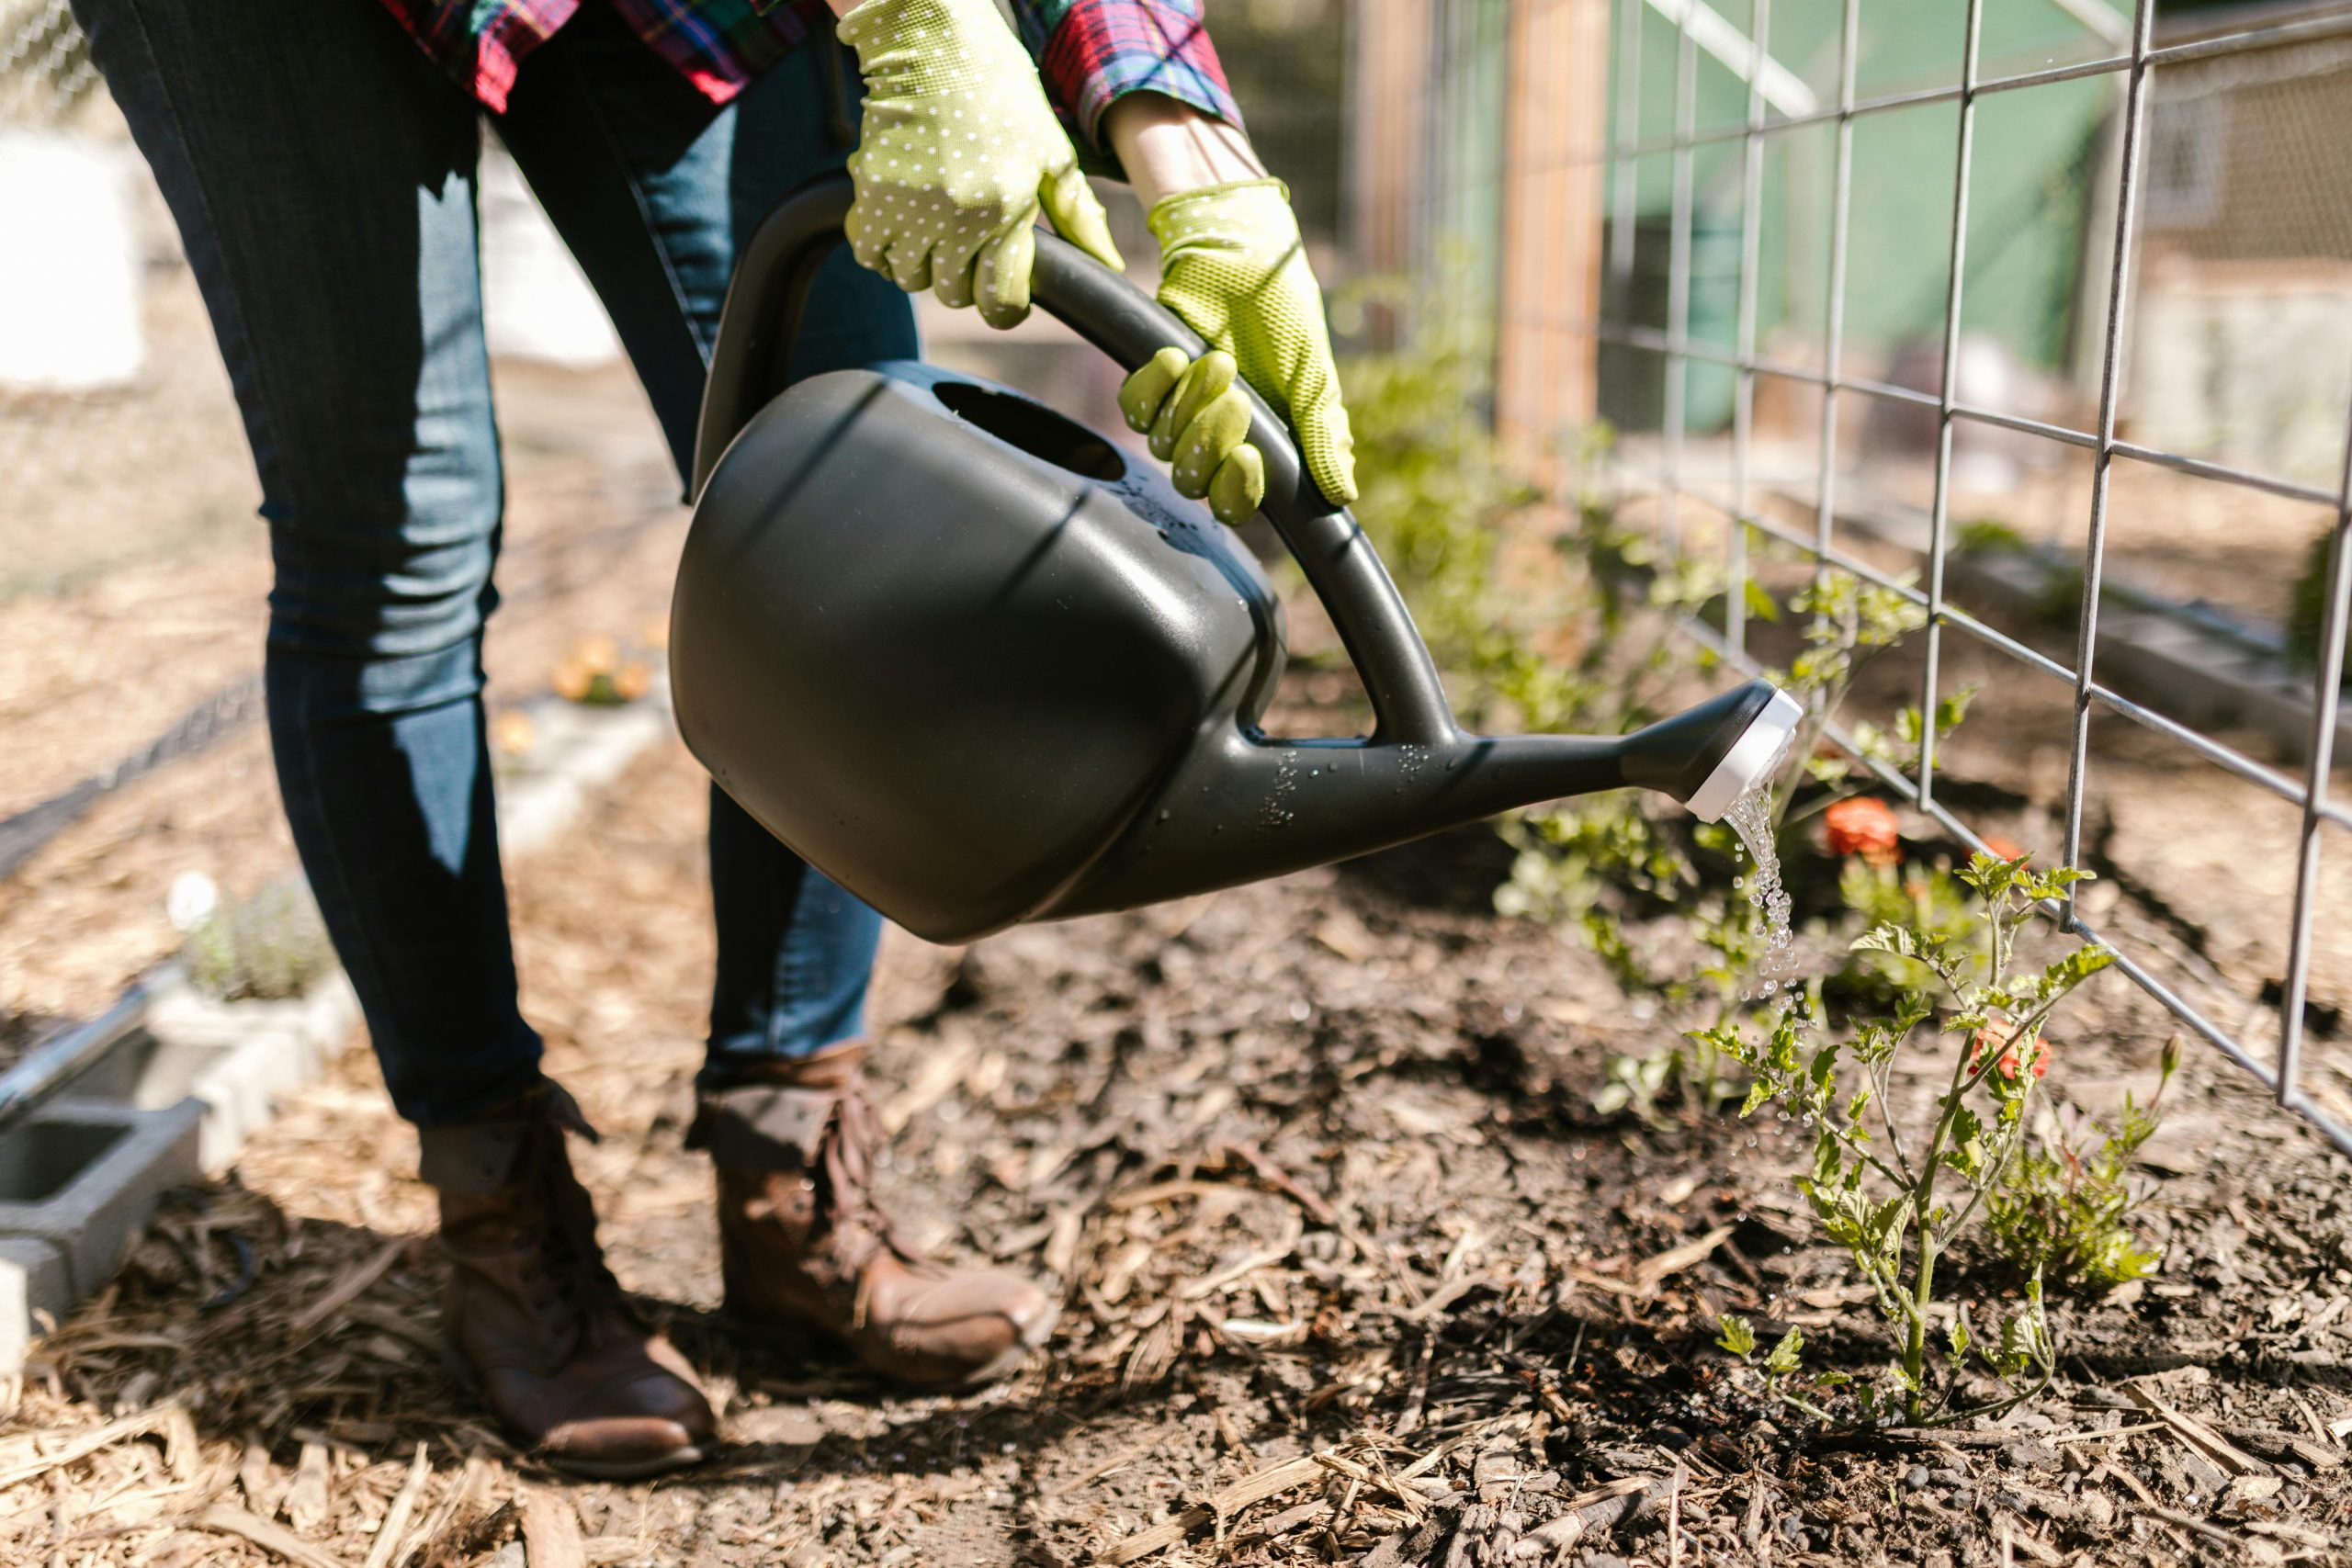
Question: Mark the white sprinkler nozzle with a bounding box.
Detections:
[1683,687,1805,823]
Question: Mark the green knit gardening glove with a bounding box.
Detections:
[1121,178,1357,524]
[838,0,1123,329]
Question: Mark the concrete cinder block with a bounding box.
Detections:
[145,967,361,1062]
[0,1098,200,1300]
[61,1014,316,1175]
[188,1033,311,1173]
[0,1236,70,1372]
[84,967,364,1172]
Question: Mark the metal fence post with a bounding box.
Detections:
[1915,0,1986,811]
[2061,0,2156,922]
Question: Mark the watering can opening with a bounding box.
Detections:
[673,172,1800,944]
[932,379,1127,482]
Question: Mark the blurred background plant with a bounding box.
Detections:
[175,877,335,1003]
[552,634,652,706]
[2289,525,2351,688]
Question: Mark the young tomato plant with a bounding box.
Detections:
[1693,851,2117,1427]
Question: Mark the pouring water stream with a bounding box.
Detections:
[1720,726,1801,999]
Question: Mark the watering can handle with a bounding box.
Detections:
[691,172,1462,749]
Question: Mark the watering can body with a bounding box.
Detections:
[677,360,1288,941]
[673,175,1799,944]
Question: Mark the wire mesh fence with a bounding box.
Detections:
[1353,0,2352,1156]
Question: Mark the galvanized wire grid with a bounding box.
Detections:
[1397,0,2352,1156]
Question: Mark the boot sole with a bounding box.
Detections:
[729,1296,1062,1391]
[440,1339,713,1478]
[542,1444,707,1482]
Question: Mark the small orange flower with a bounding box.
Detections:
[1982,834,2028,863]
[1970,1019,2051,1081]
[1824,796,1901,866]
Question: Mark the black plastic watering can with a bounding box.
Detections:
[672,172,1800,945]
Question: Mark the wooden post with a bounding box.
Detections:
[1347,0,1431,346]
[1496,0,1612,479]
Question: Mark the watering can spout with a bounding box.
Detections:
[1620,680,1806,822]
[1416,676,1801,828]
[1043,678,1802,919]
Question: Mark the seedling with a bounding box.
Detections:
[1693,852,2115,1426]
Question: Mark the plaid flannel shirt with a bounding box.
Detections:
[377,0,1238,152]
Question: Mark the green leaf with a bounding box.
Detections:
[1812,1130,1844,1188]
[1807,1041,1842,1101]
[1744,578,1781,624]
[2039,943,2118,997]
[1959,852,2026,897]
[1935,687,1977,735]
[1995,1314,2031,1376]
[1764,1327,1804,1376]
[1716,1314,1758,1358]
[1853,925,1918,957]
[1847,720,1896,768]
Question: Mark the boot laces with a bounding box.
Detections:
[514,1122,626,1337]
[815,1088,928,1277]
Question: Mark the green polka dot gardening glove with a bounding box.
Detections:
[1119,178,1357,525]
[837,0,1123,329]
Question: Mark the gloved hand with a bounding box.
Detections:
[1120,178,1356,524]
[837,0,1123,328]
[1119,347,1263,525]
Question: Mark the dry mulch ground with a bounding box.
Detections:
[9,728,2352,1567]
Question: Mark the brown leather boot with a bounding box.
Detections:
[692,1043,1055,1388]
[420,1080,715,1478]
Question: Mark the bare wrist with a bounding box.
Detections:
[1102,93,1264,212]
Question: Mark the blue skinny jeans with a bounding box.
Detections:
[70,0,915,1126]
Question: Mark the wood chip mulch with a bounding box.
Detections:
[9,736,2352,1566]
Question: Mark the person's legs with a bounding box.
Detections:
[498,14,1050,1388]
[496,8,913,1084]
[67,0,539,1129]
[70,0,711,1473]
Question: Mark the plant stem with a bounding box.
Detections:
[1904,1010,1980,1422]
[1779,789,1854,830]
